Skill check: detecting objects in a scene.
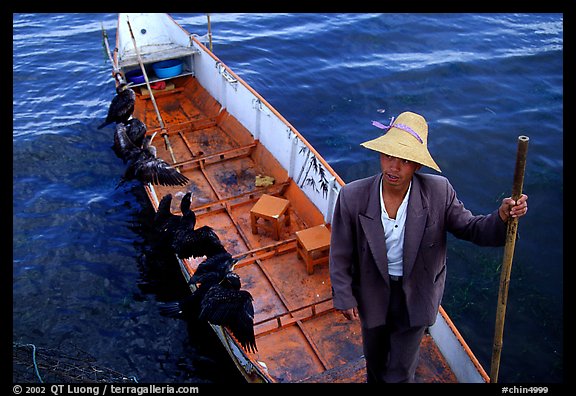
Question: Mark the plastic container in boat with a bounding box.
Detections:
[125,69,145,84]
[152,59,183,79]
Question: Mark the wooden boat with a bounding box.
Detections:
[106,13,490,383]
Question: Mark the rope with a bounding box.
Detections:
[17,343,44,383]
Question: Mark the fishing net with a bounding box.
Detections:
[13,342,138,383]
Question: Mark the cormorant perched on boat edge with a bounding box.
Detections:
[171,192,227,260]
[159,270,257,354]
[115,131,190,188]
[112,118,147,161]
[150,193,182,252]
[98,82,136,129]
[158,244,257,354]
[158,270,223,323]
[188,251,237,287]
[199,271,257,354]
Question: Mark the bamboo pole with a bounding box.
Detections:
[125,16,178,165]
[490,135,529,383]
[207,14,213,52]
[101,23,123,85]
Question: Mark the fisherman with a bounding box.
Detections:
[329,111,528,383]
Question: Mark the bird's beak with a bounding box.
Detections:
[231,253,250,269]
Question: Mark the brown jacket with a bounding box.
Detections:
[329,172,507,328]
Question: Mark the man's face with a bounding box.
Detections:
[380,154,421,189]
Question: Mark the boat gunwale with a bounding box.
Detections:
[435,306,490,383]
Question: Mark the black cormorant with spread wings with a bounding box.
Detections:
[98,82,136,129]
[158,252,237,322]
[199,271,257,353]
[114,128,189,188]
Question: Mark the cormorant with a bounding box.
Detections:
[198,271,257,353]
[188,251,237,287]
[158,251,256,353]
[158,270,223,322]
[158,253,237,324]
[115,130,190,188]
[98,82,136,129]
[171,192,227,260]
[151,193,182,252]
[112,118,147,161]
[158,291,200,322]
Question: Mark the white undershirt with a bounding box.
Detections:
[379,177,411,277]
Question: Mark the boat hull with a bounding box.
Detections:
[111,13,489,383]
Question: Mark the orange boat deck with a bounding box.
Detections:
[133,75,457,383]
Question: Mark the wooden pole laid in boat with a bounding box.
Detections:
[125,16,178,165]
[489,135,529,383]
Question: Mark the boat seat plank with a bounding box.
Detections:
[119,45,199,68]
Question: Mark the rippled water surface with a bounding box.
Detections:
[13,13,563,383]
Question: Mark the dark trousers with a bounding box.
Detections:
[360,279,427,383]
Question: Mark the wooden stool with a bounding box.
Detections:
[250,194,291,241]
[296,224,331,275]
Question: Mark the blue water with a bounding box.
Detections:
[13,13,563,383]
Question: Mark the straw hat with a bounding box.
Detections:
[361,111,441,172]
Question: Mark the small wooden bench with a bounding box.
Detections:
[250,194,291,241]
[296,224,331,275]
